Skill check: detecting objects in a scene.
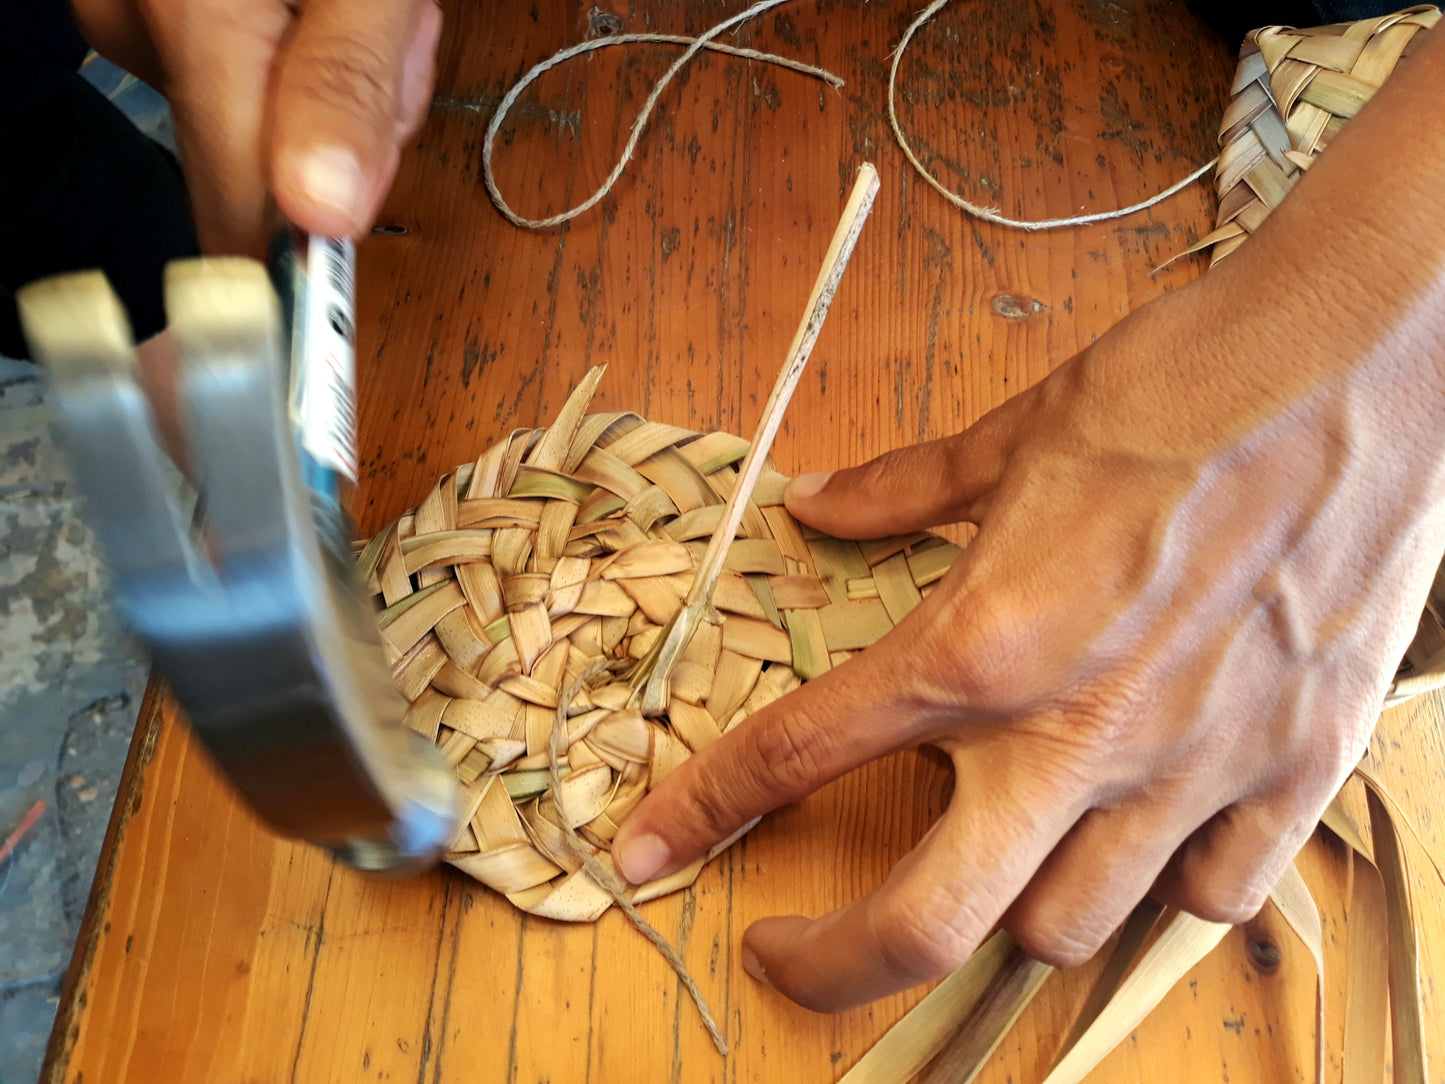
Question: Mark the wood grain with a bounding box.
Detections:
[44,2,1445,1082]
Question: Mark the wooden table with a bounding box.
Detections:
[45,2,1445,1081]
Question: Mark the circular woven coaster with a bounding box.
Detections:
[357,374,962,921]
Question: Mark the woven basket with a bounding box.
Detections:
[358,371,962,918]
[1190,4,1444,705]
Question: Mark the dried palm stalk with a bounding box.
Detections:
[357,369,960,919]
[1186,5,1442,703]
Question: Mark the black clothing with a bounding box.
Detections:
[0,1,198,359]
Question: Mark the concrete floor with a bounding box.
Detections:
[0,358,149,1084]
[0,61,171,1084]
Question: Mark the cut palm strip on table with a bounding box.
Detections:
[914,947,1052,1084]
[1038,911,1232,1084]
[842,764,1430,1084]
[1364,780,1428,1082]
[838,932,1021,1084]
[1267,860,1326,1084]
[1051,899,1163,1064]
[1329,795,1389,1084]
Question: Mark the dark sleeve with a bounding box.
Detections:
[0,0,88,72]
[1191,0,1417,48]
[0,6,198,361]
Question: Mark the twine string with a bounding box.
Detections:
[482,0,845,230]
[483,0,1220,232]
[548,661,730,1056]
[887,0,1218,230]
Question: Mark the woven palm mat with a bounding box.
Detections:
[1190,4,1437,267]
[1188,4,1445,704]
[357,368,962,920]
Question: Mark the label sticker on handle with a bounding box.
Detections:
[300,236,359,482]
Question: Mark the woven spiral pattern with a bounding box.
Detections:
[1192,6,1445,705]
[358,371,962,919]
[1193,5,1438,265]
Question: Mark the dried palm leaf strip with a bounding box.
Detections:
[915,946,1053,1084]
[837,932,1021,1084]
[838,910,1232,1084]
[1321,792,1390,1084]
[1268,860,1326,1084]
[634,162,881,714]
[1039,910,1233,1084]
[1050,899,1164,1065]
[1361,776,1428,1081]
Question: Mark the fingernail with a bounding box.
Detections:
[741,945,773,989]
[289,144,365,231]
[615,830,670,884]
[786,471,833,501]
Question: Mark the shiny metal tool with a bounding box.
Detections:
[17,242,460,873]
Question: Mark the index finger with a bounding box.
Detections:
[611,596,968,886]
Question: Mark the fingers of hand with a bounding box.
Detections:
[612,631,949,886]
[271,0,436,236]
[784,393,1029,538]
[1152,797,1318,924]
[741,744,1085,1011]
[1001,798,1197,968]
[70,0,167,88]
[162,1,290,254]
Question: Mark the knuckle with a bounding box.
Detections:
[1007,909,1109,968]
[1164,800,1310,926]
[928,585,1035,707]
[747,719,831,798]
[288,33,398,123]
[1170,861,1270,924]
[680,765,745,842]
[873,888,986,982]
[1181,883,1268,926]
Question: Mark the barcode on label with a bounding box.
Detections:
[300,236,359,482]
[322,352,356,461]
[319,236,354,298]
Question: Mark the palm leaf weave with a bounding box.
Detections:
[358,370,961,918]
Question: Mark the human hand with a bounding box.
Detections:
[70,0,442,254]
[610,273,1445,1011]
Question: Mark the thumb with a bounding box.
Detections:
[270,0,439,238]
[785,388,1031,539]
